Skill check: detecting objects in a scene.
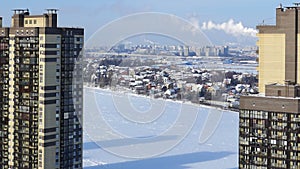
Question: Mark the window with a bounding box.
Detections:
[25,20,28,24]
[278,90,281,96]
[29,20,32,24]
[34,20,37,24]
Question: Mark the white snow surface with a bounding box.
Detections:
[83,87,238,169]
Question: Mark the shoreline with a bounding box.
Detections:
[84,85,239,113]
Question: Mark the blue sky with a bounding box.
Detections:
[0,1,296,44]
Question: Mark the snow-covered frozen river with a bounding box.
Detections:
[83,87,238,169]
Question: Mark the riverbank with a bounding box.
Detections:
[84,85,239,113]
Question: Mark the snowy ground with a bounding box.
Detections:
[83,87,238,169]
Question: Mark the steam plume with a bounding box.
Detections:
[201,19,257,37]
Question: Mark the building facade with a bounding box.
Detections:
[240,84,300,168]
[257,4,300,94]
[0,9,83,169]
[239,4,300,169]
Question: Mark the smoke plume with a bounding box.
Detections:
[201,19,257,37]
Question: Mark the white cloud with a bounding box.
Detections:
[201,19,257,37]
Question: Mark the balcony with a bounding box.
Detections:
[260,134,267,138]
[254,124,265,128]
[292,146,300,151]
[271,153,287,158]
[271,164,287,168]
[240,122,249,127]
[272,125,284,130]
[290,156,300,160]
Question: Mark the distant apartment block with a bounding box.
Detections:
[198,46,229,57]
[239,4,300,168]
[0,9,83,169]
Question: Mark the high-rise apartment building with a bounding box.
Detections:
[0,9,83,169]
[239,4,300,168]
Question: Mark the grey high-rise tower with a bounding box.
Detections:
[0,9,83,169]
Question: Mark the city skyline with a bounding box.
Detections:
[0,1,297,44]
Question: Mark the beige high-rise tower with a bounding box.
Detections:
[0,9,83,169]
[239,4,300,168]
[257,4,300,93]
